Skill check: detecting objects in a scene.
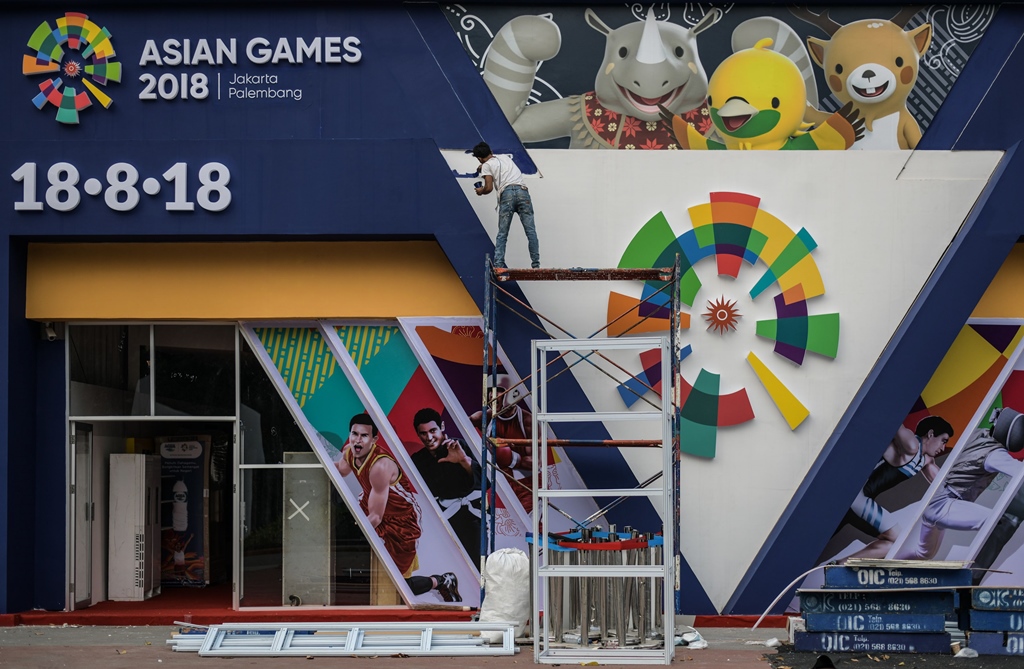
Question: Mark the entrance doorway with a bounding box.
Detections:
[63,323,374,613]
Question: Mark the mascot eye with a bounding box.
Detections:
[674,46,685,58]
[707,96,712,107]
[895,56,904,67]
[618,46,628,58]
[771,97,780,109]
[835,64,843,74]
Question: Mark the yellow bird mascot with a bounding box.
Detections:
[661,38,864,150]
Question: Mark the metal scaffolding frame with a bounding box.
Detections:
[480,259,682,665]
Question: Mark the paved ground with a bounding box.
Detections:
[10,624,1017,668]
[768,646,1022,669]
[0,624,787,668]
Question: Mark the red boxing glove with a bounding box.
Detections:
[494,447,520,469]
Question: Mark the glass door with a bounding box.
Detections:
[71,422,94,609]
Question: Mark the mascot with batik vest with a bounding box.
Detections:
[481,8,721,149]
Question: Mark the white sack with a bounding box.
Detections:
[478,547,531,642]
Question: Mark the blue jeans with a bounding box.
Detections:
[494,185,540,268]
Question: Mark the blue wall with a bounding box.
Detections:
[0,2,659,613]
[6,1,1024,616]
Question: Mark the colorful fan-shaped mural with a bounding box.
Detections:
[607,192,840,458]
[902,323,1024,442]
[22,12,121,124]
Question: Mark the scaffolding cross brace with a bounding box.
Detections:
[480,257,682,665]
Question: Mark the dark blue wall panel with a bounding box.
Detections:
[919,7,1024,151]
[0,237,10,613]
[9,0,1018,616]
[33,318,66,611]
[5,238,50,613]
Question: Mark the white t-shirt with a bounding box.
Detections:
[480,154,525,197]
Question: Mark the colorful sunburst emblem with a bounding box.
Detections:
[704,296,741,335]
[22,12,121,124]
[607,192,841,458]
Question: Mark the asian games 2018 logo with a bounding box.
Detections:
[22,12,121,124]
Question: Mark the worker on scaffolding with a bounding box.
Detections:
[473,141,541,269]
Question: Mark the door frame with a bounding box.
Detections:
[66,421,94,610]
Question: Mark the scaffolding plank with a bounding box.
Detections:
[494,267,674,282]
[491,438,663,448]
[539,488,663,498]
[537,411,662,422]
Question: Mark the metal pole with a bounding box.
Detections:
[671,255,682,620]
[550,545,565,643]
[596,538,608,644]
[484,255,499,563]
[578,532,591,647]
[637,533,649,642]
[480,255,494,598]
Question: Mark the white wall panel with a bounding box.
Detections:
[445,149,1001,610]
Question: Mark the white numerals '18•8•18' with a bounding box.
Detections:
[11,161,231,213]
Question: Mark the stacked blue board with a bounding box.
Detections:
[965,588,1024,656]
[793,566,969,654]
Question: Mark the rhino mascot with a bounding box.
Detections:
[482,8,722,149]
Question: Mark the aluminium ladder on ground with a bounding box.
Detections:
[167,621,518,657]
[479,261,682,665]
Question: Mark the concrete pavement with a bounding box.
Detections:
[0,624,786,668]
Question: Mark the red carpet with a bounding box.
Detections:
[0,584,789,628]
[0,584,473,627]
[694,614,788,628]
